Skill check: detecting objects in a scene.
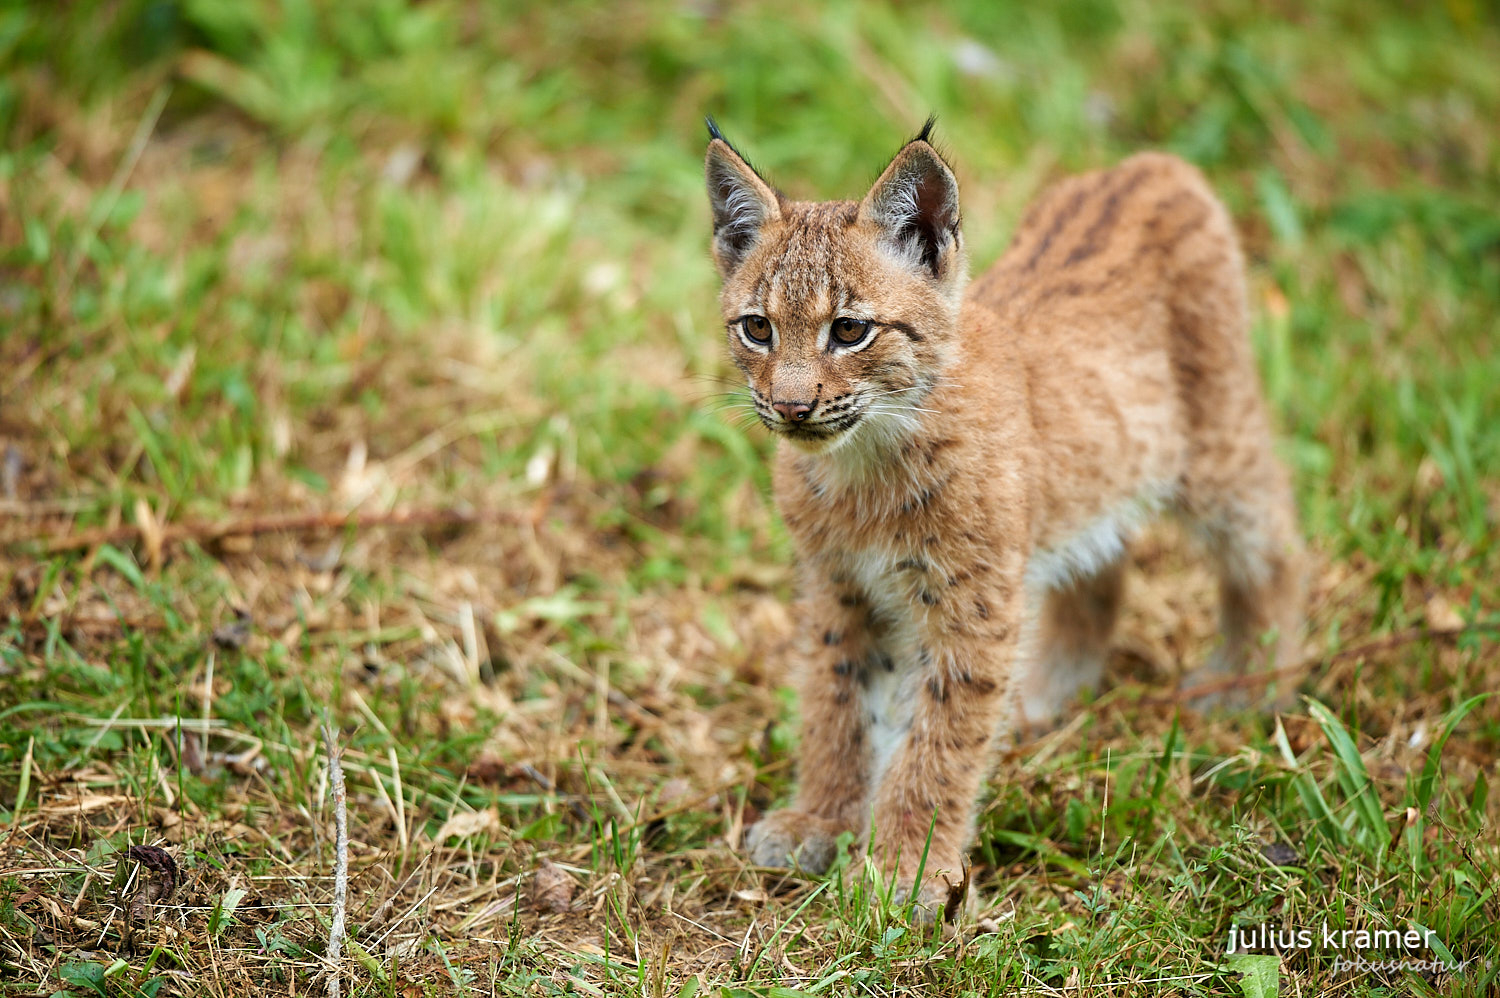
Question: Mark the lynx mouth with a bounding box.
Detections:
[750,392,871,450]
[776,422,834,442]
[775,412,863,452]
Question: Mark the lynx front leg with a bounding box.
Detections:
[746,580,881,875]
[865,583,1024,919]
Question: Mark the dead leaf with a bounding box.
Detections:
[1260,841,1300,867]
[433,809,500,842]
[531,858,573,914]
[212,610,252,649]
[1415,455,1444,496]
[655,777,692,809]
[38,793,126,815]
[1424,594,1464,632]
[733,887,768,905]
[464,752,507,785]
[152,807,185,845]
[1390,806,1419,850]
[134,498,165,572]
[1263,282,1290,320]
[942,863,970,923]
[123,845,179,923]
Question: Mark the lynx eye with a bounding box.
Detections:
[830,317,873,347]
[739,315,772,344]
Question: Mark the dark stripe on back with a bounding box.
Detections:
[1156,204,1211,250]
[1023,183,1093,272]
[1063,165,1153,268]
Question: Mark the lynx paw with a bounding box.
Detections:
[744,811,844,875]
[1181,646,1290,712]
[1179,656,1253,712]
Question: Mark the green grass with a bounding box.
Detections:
[2,0,1499,995]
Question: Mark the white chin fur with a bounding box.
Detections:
[791,408,924,492]
[780,430,845,455]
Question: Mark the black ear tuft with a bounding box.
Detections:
[915,114,937,145]
[705,116,724,142]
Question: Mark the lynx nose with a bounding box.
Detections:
[772,400,815,422]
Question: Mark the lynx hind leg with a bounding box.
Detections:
[1019,560,1125,728]
[1175,414,1305,709]
[1161,181,1306,709]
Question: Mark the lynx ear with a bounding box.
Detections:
[705,120,781,275]
[859,124,962,280]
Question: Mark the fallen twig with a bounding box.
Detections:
[1146,661,1310,706]
[22,506,505,555]
[1142,622,1496,707]
[518,763,592,823]
[1319,621,1497,665]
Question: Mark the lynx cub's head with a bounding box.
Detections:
[705,120,967,457]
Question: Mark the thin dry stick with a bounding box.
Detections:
[1319,621,1497,664]
[321,723,349,998]
[24,506,504,555]
[1145,622,1496,706]
[1146,661,1310,706]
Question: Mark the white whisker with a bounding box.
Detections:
[866,404,942,416]
[860,386,922,401]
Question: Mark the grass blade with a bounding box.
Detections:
[1305,699,1388,853]
[6,736,34,832]
[1273,715,1345,846]
[1418,693,1494,810]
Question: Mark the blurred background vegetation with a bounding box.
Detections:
[2,1,1498,995]
[4,0,1499,588]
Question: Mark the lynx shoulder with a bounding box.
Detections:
[705,120,1304,917]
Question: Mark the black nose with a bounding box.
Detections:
[772,400,814,422]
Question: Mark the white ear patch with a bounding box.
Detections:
[718,182,768,246]
[873,176,931,269]
[860,142,961,279]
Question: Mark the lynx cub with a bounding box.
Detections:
[705,120,1303,915]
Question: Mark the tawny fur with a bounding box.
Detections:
[705,127,1304,916]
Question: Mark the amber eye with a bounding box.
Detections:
[830,317,873,346]
[739,315,772,344]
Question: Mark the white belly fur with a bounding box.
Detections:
[1025,482,1174,591]
[845,547,925,785]
[847,482,1173,779]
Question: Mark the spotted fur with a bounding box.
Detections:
[707,126,1305,918]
